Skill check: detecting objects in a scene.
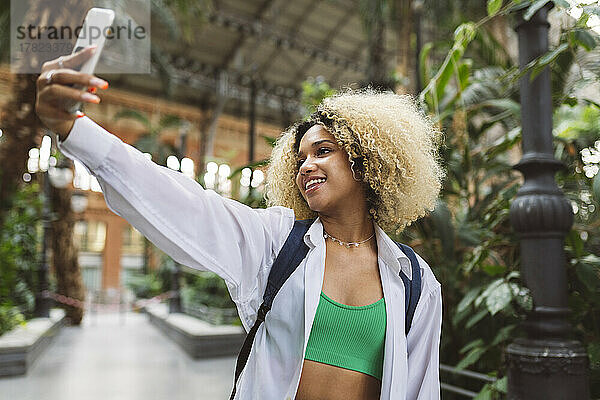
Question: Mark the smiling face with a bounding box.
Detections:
[295,124,367,216]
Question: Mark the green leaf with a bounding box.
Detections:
[509,282,520,297]
[435,49,461,104]
[474,384,493,400]
[553,0,570,8]
[485,127,522,159]
[482,264,507,276]
[452,305,472,326]
[458,60,471,91]
[485,282,513,315]
[564,97,578,106]
[581,254,600,265]
[262,135,277,147]
[530,43,569,81]
[540,42,569,65]
[460,338,485,354]
[113,109,151,130]
[515,286,533,311]
[457,287,481,313]
[456,346,486,369]
[524,0,551,21]
[575,261,600,293]
[576,12,590,29]
[464,246,489,274]
[570,30,597,51]
[487,0,503,16]
[490,324,516,346]
[158,114,183,129]
[505,271,521,281]
[477,98,521,115]
[594,173,600,202]
[476,278,504,307]
[588,342,600,370]
[492,376,508,393]
[566,229,585,258]
[454,22,477,47]
[419,42,434,90]
[466,309,488,329]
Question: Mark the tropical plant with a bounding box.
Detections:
[555,102,600,394]
[181,269,237,309]
[125,252,176,299]
[400,0,600,397]
[125,273,163,299]
[180,268,241,326]
[300,76,336,116]
[0,183,42,336]
[114,110,182,164]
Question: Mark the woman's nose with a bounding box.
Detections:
[299,159,316,175]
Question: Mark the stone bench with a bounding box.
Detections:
[145,303,245,359]
[0,309,66,377]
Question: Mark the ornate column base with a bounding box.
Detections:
[507,338,589,399]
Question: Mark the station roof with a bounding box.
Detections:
[113,0,398,125]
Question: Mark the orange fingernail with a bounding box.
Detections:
[90,77,108,89]
[87,87,97,94]
[81,93,100,103]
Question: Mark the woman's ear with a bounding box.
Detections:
[350,157,365,181]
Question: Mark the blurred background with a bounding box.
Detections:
[0,0,599,399]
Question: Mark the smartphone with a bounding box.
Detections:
[67,7,115,113]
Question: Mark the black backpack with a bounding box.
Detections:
[229,219,422,400]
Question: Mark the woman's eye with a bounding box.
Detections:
[296,148,330,169]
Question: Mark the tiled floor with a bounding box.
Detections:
[0,312,236,400]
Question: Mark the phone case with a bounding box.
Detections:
[68,7,115,113]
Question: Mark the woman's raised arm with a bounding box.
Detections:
[35,54,296,328]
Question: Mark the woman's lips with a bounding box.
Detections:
[305,181,325,195]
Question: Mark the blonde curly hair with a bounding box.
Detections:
[265,88,445,233]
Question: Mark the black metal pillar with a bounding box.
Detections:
[34,171,51,318]
[507,4,589,399]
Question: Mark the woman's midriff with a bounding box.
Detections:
[295,359,382,400]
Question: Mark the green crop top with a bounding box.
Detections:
[304,291,387,380]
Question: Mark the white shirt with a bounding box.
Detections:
[59,116,443,400]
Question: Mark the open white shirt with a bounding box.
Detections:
[58,116,443,400]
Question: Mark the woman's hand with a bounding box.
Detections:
[35,47,109,141]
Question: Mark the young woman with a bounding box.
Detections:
[36,49,444,400]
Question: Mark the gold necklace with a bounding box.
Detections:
[323,230,375,248]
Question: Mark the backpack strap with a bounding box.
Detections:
[395,242,422,335]
[229,219,313,400]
